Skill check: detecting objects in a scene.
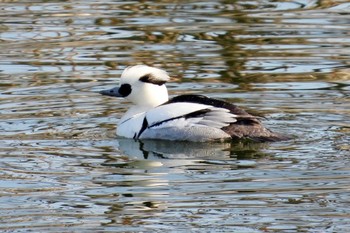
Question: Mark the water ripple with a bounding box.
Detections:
[1,0,350,232]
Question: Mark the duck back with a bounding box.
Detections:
[166,95,289,142]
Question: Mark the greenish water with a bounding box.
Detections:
[0,1,350,232]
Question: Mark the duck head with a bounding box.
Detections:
[100,65,170,107]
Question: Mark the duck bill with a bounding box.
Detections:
[99,87,122,97]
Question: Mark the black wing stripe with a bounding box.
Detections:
[149,109,211,128]
[135,117,149,139]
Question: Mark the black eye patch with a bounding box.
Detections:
[119,84,132,97]
[139,74,167,86]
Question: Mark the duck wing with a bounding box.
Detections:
[166,94,250,115]
[166,94,260,124]
[165,94,289,142]
[134,97,239,140]
[145,101,237,129]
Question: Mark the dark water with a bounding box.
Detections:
[1,1,350,232]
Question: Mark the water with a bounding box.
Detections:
[1,0,350,232]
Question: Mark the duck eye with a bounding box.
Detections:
[119,84,132,97]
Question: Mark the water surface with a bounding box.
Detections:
[1,0,350,232]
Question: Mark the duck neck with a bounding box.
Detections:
[120,103,161,124]
[142,85,169,108]
[121,85,169,122]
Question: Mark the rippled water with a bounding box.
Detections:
[1,0,350,232]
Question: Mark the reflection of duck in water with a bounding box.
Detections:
[117,138,232,160]
[100,65,289,142]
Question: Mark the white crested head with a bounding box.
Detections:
[118,65,170,107]
[121,65,170,85]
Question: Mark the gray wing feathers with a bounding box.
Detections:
[197,107,237,128]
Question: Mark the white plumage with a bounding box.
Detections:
[100,65,289,142]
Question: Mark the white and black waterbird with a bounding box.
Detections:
[100,65,289,142]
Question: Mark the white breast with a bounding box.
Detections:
[116,111,144,138]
